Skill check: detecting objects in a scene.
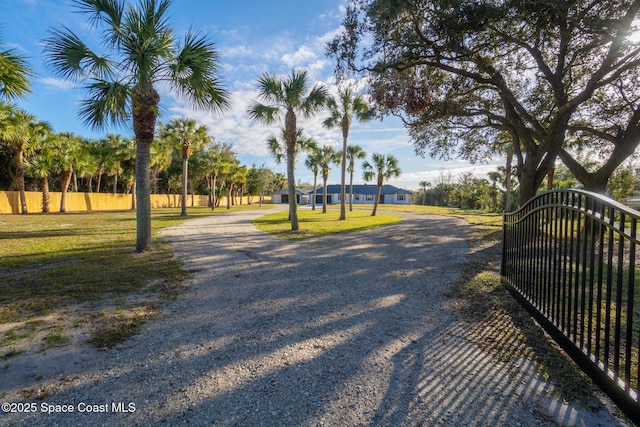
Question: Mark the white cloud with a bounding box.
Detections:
[40,77,76,91]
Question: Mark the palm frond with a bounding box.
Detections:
[78,79,130,129]
[72,0,124,36]
[266,134,285,164]
[248,102,281,125]
[169,29,229,112]
[256,72,284,104]
[44,26,113,81]
[301,83,328,117]
[0,48,33,100]
[323,107,342,129]
[284,70,309,107]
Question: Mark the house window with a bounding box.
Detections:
[338,193,342,201]
[355,194,360,201]
[397,194,406,201]
[366,194,373,201]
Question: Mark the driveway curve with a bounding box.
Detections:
[2,208,625,426]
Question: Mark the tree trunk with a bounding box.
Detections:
[372,183,382,216]
[285,109,299,230]
[504,150,513,212]
[131,180,136,210]
[349,167,355,212]
[227,183,233,209]
[41,177,50,213]
[132,87,159,253]
[59,169,73,213]
[211,173,217,211]
[181,157,188,216]
[339,119,348,220]
[322,175,328,214]
[312,173,317,211]
[16,147,28,214]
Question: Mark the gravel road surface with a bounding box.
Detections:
[0,208,627,426]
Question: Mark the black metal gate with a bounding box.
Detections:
[501,189,639,424]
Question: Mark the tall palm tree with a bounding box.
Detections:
[342,144,366,211]
[363,153,401,216]
[305,148,322,211]
[248,69,327,231]
[317,145,340,213]
[323,87,373,220]
[44,0,229,252]
[0,31,33,100]
[160,118,209,216]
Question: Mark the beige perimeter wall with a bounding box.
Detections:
[0,191,265,214]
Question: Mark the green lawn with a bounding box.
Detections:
[253,208,403,239]
[0,204,275,351]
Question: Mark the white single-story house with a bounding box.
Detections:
[312,184,412,205]
[271,189,310,204]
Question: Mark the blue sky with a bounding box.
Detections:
[1,0,502,190]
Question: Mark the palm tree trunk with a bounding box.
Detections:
[349,168,355,212]
[96,172,102,193]
[131,181,136,210]
[372,177,383,216]
[132,88,159,253]
[322,176,328,214]
[339,124,348,220]
[227,183,233,209]
[181,157,188,216]
[285,109,299,230]
[113,171,118,193]
[59,169,73,213]
[41,177,50,213]
[312,173,318,211]
[211,173,217,211]
[16,147,28,214]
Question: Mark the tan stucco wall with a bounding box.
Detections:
[0,191,262,214]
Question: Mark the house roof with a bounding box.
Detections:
[272,189,309,195]
[315,184,412,195]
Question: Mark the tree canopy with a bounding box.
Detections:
[328,0,640,202]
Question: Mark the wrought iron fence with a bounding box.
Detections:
[501,189,639,423]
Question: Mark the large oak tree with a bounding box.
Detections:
[329,0,640,202]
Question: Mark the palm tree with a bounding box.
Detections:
[317,145,340,213]
[25,135,56,213]
[160,118,209,216]
[323,87,373,220]
[419,180,430,205]
[0,105,50,214]
[52,132,82,213]
[266,128,317,165]
[272,173,287,191]
[0,31,33,100]
[44,0,229,252]
[248,69,327,231]
[305,149,322,211]
[341,144,367,211]
[363,153,401,216]
[203,142,234,210]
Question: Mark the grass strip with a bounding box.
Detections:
[252,208,403,239]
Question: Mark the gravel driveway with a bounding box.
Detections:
[1,208,626,426]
